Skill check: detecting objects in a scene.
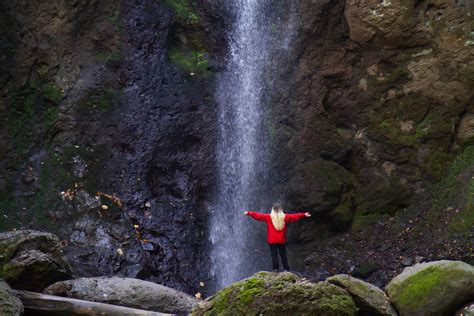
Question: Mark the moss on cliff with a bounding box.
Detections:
[168,48,209,75]
[418,146,474,238]
[442,147,474,236]
[164,0,199,25]
[368,93,433,147]
[0,142,107,231]
[450,194,474,237]
[6,79,63,156]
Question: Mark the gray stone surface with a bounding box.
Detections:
[0,230,73,291]
[0,280,24,316]
[327,274,397,316]
[44,276,197,314]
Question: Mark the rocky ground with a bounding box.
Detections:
[1,230,473,315]
[193,261,474,316]
[0,0,473,295]
[291,146,474,287]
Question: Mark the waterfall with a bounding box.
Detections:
[210,0,297,290]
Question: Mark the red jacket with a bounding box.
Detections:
[246,211,307,244]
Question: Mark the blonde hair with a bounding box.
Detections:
[270,203,285,231]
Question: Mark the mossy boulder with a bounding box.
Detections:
[0,230,73,291]
[386,260,474,316]
[0,280,23,316]
[327,274,397,316]
[192,271,358,316]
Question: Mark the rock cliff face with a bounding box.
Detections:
[0,0,473,292]
[271,0,474,224]
[0,0,219,293]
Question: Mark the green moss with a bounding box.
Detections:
[108,6,123,34]
[372,119,418,146]
[335,128,353,140]
[351,213,382,231]
[0,263,22,282]
[46,107,59,128]
[368,64,410,93]
[42,83,63,103]
[168,48,209,75]
[0,144,105,232]
[197,274,357,316]
[330,193,354,226]
[316,292,358,315]
[96,88,117,111]
[205,286,232,315]
[368,93,434,147]
[236,278,265,305]
[37,65,49,78]
[394,266,466,308]
[6,80,62,155]
[449,175,474,236]
[163,0,199,25]
[431,146,474,207]
[204,277,265,315]
[418,150,453,180]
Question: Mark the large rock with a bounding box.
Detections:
[44,277,197,314]
[386,260,474,316]
[327,274,397,316]
[0,230,73,291]
[455,302,474,316]
[0,280,23,315]
[193,272,358,316]
[344,0,430,48]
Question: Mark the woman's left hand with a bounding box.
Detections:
[305,212,311,217]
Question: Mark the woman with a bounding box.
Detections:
[244,203,311,272]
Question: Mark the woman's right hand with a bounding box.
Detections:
[243,211,249,216]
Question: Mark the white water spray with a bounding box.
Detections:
[210,0,297,290]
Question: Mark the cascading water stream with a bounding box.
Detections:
[210,0,297,291]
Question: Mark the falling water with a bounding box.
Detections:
[210,0,297,290]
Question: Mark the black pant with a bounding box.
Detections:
[269,243,289,271]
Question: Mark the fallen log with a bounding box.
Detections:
[14,290,176,316]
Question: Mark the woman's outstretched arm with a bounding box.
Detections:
[243,211,267,221]
[285,212,311,222]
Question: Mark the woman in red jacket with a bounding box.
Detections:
[244,203,311,272]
